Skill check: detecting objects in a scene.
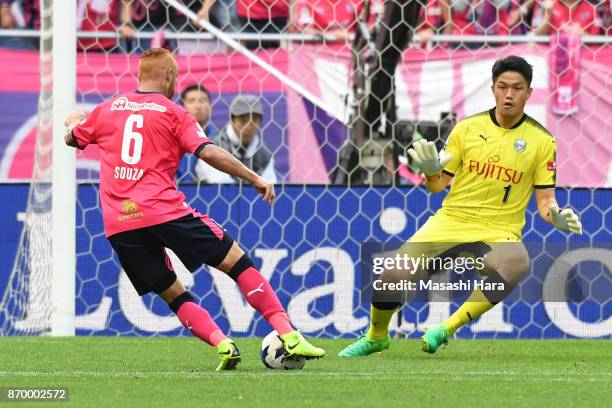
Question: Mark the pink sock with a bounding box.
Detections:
[237,267,294,335]
[176,302,227,347]
[268,312,294,335]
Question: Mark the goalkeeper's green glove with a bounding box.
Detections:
[549,205,583,235]
[407,139,453,176]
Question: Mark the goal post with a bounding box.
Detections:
[50,0,76,336]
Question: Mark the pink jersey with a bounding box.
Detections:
[72,91,213,237]
[237,0,289,19]
[549,0,600,35]
[296,0,365,32]
[422,0,479,35]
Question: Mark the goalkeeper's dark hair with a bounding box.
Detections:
[492,55,533,86]
[180,84,211,106]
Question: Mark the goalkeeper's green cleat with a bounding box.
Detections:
[215,339,241,371]
[421,323,450,354]
[280,331,326,360]
[338,334,391,357]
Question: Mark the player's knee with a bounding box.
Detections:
[481,270,515,304]
[514,254,530,277]
[380,266,412,282]
[167,291,195,314]
[501,247,530,285]
[227,253,255,281]
[484,243,529,286]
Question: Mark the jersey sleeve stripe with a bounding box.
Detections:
[194,141,214,158]
[534,184,555,189]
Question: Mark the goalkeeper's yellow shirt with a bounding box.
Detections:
[439,108,557,238]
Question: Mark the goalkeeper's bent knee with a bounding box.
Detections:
[481,271,515,304]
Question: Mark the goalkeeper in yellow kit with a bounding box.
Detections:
[339,55,583,356]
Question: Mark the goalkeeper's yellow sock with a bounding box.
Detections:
[367,304,398,340]
[444,288,494,335]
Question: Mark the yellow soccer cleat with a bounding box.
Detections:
[279,331,326,360]
[215,339,241,371]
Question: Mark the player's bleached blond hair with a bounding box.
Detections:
[138,48,178,83]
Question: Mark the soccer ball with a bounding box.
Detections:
[260,330,305,370]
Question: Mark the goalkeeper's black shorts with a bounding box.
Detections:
[108,214,234,296]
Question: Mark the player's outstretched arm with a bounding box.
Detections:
[535,188,582,235]
[63,109,86,148]
[199,145,276,204]
[407,139,453,193]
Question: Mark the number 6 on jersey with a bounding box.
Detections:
[121,114,144,165]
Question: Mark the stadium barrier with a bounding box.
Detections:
[1,184,609,339]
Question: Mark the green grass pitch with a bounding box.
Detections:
[0,337,610,407]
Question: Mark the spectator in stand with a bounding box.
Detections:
[417,0,441,43]
[173,1,243,53]
[176,84,216,183]
[1,0,121,51]
[0,0,20,48]
[172,0,214,31]
[195,94,277,184]
[120,0,167,52]
[77,0,120,52]
[218,0,243,31]
[418,0,479,46]
[237,0,290,49]
[532,0,601,35]
[440,0,479,35]
[0,0,16,30]
[476,0,532,36]
[201,0,242,32]
[531,0,600,115]
[508,0,539,32]
[120,0,199,52]
[596,0,611,35]
[0,0,39,49]
[120,1,238,53]
[158,0,241,33]
[294,0,382,42]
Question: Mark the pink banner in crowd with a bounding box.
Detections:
[0,45,610,187]
[0,48,287,93]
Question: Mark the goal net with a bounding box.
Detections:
[0,0,54,335]
[0,0,610,339]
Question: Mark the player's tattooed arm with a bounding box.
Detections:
[64,110,86,148]
[198,145,276,204]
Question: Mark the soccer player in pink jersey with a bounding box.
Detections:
[63,48,325,371]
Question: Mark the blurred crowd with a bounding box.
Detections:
[0,0,609,52]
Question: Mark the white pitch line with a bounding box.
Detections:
[0,371,608,382]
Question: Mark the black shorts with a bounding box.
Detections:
[108,214,234,296]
